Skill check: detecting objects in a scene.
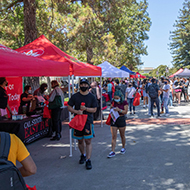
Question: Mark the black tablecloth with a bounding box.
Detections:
[0,115,51,144]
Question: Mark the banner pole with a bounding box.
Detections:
[71,75,77,150]
[68,75,72,157]
[100,76,103,127]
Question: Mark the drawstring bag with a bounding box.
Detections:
[69,114,88,131]
[105,101,114,125]
[133,92,141,106]
[26,184,37,190]
[106,114,111,125]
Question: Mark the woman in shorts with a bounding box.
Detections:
[107,90,128,158]
[174,78,183,105]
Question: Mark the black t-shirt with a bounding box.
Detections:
[0,86,8,109]
[68,92,97,124]
[20,92,31,113]
[174,81,183,89]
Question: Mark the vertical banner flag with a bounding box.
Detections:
[6,77,22,114]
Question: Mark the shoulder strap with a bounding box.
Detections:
[0,132,10,160]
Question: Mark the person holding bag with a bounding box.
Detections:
[48,80,64,141]
[125,83,136,114]
[107,90,128,158]
[68,79,97,170]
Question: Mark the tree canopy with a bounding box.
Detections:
[170,0,190,69]
[0,0,151,69]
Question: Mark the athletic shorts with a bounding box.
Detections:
[72,123,95,140]
[111,116,126,128]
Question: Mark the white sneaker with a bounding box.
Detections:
[146,105,149,107]
[120,148,126,154]
[143,105,146,108]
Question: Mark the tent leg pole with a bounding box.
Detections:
[71,75,77,151]
[100,76,103,127]
[68,75,72,157]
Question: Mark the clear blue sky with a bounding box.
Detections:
[140,0,185,69]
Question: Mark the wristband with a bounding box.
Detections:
[119,109,122,113]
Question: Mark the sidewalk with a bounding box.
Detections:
[24,100,190,190]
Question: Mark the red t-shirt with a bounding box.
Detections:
[112,100,128,115]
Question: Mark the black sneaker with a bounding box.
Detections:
[86,159,92,170]
[79,154,86,164]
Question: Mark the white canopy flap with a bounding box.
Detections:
[98,61,129,77]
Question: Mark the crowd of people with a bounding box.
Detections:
[0,74,189,188]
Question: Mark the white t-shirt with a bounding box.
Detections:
[163,84,170,98]
[126,87,136,98]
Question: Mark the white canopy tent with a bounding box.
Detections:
[98,61,130,78]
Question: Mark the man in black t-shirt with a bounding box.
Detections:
[68,78,97,170]
[19,85,33,114]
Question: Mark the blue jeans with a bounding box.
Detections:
[168,92,173,106]
[151,98,160,116]
[163,97,169,114]
[108,91,112,101]
[127,98,135,112]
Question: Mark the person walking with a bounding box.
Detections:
[49,80,64,141]
[147,78,161,118]
[125,83,136,114]
[107,90,128,158]
[68,79,97,170]
[162,79,170,116]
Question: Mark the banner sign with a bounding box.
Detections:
[5,77,22,115]
[23,116,50,144]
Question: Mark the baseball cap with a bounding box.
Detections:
[80,78,90,85]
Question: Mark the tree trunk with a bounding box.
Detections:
[23,0,39,91]
[86,46,93,65]
[24,0,37,45]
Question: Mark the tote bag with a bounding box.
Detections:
[48,89,63,110]
[69,114,88,131]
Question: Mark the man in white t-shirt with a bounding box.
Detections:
[162,79,170,116]
[125,83,136,114]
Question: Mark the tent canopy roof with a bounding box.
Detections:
[16,35,101,76]
[97,61,129,78]
[130,72,146,78]
[0,44,70,77]
[176,68,190,77]
[169,68,183,78]
[120,65,136,75]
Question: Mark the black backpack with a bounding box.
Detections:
[148,84,158,99]
[0,132,28,190]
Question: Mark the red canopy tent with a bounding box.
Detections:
[169,68,183,78]
[130,72,146,78]
[0,44,70,77]
[16,35,101,77]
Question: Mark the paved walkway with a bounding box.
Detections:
[24,100,190,190]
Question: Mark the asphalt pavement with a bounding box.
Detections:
[24,99,190,190]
